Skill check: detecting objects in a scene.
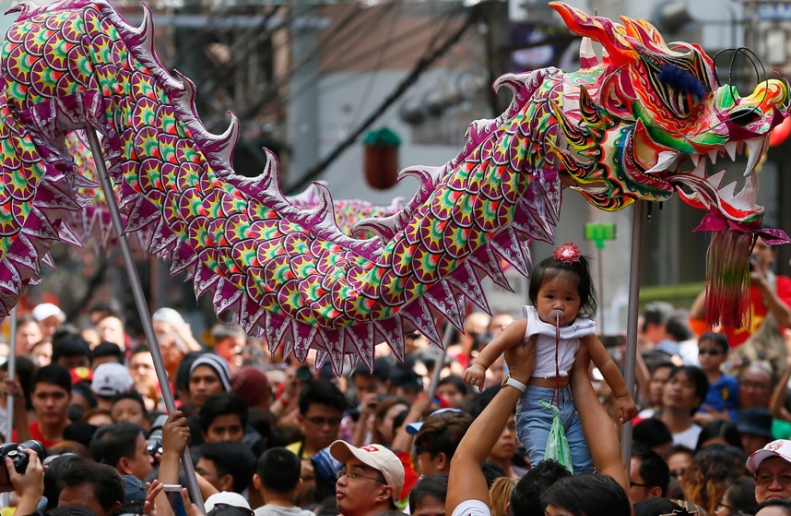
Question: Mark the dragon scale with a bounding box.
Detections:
[0,1,788,370]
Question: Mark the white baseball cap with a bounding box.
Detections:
[91,363,134,398]
[747,439,791,473]
[204,492,251,512]
[31,303,66,323]
[329,441,405,503]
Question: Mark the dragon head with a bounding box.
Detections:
[549,2,790,226]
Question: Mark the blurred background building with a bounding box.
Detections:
[0,0,788,336]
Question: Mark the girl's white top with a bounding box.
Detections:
[522,305,596,379]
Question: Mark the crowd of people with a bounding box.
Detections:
[0,236,788,516]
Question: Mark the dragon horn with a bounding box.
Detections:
[549,2,634,67]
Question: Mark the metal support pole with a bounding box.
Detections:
[621,201,644,473]
[427,324,455,399]
[598,247,605,334]
[85,130,204,511]
[6,306,17,442]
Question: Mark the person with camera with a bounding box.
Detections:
[156,410,220,516]
[89,422,153,481]
[1,447,45,515]
[690,236,791,348]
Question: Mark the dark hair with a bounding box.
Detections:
[60,461,125,512]
[198,393,248,434]
[632,445,669,496]
[634,498,683,516]
[696,420,742,451]
[199,441,256,493]
[110,391,149,419]
[71,381,97,409]
[666,311,693,341]
[298,378,348,415]
[437,375,467,396]
[470,385,500,419]
[63,421,99,448]
[510,459,571,515]
[256,447,302,493]
[130,343,151,357]
[482,461,505,488]
[211,323,246,342]
[89,300,123,320]
[371,396,409,445]
[642,302,674,332]
[633,419,673,449]
[175,351,203,393]
[90,422,145,468]
[32,363,71,393]
[44,455,86,511]
[542,474,631,516]
[92,342,125,364]
[414,410,473,461]
[648,360,675,375]
[1,356,36,411]
[725,476,758,515]
[699,332,730,354]
[408,474,447,514]
[668,365,708,415]
[352,357,392,382]
[529,251,596,318]
[52,334,92,364]
[683,444,748,515]
[757,498,791,515]
[207,508,252,516]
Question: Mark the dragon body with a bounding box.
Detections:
[0,1,787,369]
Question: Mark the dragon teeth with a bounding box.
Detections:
[691,154,701,167]
[708,150,718,165]
[692,158,707,179]
[744,137,765,177]
[645,151,679,174]
[725,142,737,161]
[733,172,757,206]
[706,169,727,188]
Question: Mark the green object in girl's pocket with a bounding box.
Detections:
[539,400,573,474]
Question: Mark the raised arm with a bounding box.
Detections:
[570,343,631,502]
[588,335,637,423]
[463,319,526,387]
[447,336,534,512]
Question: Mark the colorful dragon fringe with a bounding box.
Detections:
[64,131,403,247]
[0,1,788,369]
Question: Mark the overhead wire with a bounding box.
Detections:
[286,5,478,194]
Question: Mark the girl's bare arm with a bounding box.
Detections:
[588,335,638,422]
[470,319,526,369]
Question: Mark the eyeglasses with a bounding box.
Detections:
[717,502,734,511]
[306,416,343,427]
[754,473,791,487]
[698,349,722,356]
[335,468,386,483]
[629,481,651,488]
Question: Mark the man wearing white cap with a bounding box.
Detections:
[330,441,405,516]
[747,439,791,503]
[31,302,66,340]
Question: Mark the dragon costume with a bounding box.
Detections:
[0,0,787,370]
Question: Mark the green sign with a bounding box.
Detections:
[584,222,616,249]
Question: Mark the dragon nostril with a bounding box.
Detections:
[730,109,761,126]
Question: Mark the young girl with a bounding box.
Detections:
[463,242,637,473]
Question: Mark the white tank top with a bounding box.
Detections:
[522,305,596,379]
